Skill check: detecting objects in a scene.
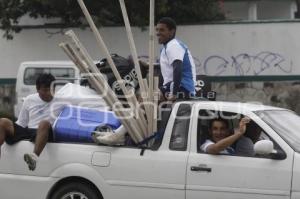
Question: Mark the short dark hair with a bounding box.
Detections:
[158,17,177,31]
[245,121,261,142]
[209,118,229,129]
[36,73,56,90]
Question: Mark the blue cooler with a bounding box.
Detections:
[54,106,121,143]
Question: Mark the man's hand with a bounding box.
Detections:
[139,60,149,68]
[166,94,176,102]
[237,117,251,135]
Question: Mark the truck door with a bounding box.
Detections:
[186,106,293,199]
[92,103,192,199]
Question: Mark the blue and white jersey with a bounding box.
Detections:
[159,38,196,94]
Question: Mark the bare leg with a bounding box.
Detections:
[0,118,14,157]
[158,91,166,104]
[0,118,14,146]
[24,120,51,171]
[33,120,51,156]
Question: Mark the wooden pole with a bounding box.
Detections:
[62,42,142,143]
[60,42,143,143]
[76,0,132,96]
[118,0,152,138]
[118,0,148,93]
[66,31,147,133]
[153,76,159,133]
[76,0,147,135]
[149,0,155,93]
[148,0,155,136]
[142,79,152,135]
[69,46,143,142]
[64,30,147,139]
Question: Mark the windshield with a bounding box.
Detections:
[256,110,300,153]
[24,67,75,85]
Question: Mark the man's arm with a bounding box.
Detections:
[206,118,250,154]
[206,132,243,154]
[15,98,30,128]
[172,60,183,96]
[164,41,185,101]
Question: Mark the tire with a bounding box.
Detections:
[51,182,100,199]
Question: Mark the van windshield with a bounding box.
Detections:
[24,67,75,85]
[255,110,300,153]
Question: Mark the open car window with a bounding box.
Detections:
[197,110,238,153]
[197,110,284,158]
[169,104,192,151]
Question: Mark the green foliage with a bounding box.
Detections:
[0,0,224,39]
[0,0,24,39]
[156,0,225,24]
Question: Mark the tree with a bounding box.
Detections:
[0,0,224,40]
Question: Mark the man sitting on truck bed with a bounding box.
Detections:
[0,73,59,171]
[200,117,250,155]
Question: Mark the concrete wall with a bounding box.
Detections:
[1,21,300,79]
[2,21,300,114]
[0,27,154,79]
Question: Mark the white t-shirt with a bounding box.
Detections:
[200,139,235,155]
[16,93,64,129]
[159,38,196,93]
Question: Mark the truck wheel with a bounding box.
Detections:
[51,182,100,199]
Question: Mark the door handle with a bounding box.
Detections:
[191,165,212,172]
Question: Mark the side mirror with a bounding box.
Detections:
[254,140,275,155]
[254,140,286,160]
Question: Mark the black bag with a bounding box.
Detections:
[96,54,146,98]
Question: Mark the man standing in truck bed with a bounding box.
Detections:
[156,17,197,101]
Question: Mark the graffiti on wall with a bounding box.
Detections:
[137,51,293,76]
[0,52,297,116]
[202,52,293,76]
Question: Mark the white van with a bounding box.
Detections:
[14,61,80,117]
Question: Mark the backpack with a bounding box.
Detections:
[96,54,147,98]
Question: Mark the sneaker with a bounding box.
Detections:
[91,131,108,138]
[91,132,102,144]
[96,132,126,146]
[24,153,37,171]
[91,131,111,144]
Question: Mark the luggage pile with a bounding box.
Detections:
[59,0,158,146]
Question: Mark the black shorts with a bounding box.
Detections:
[5,123,53,145]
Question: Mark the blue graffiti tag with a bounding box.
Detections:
[203,52,293,76]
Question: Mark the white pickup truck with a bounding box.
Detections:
[0,101,299,199]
